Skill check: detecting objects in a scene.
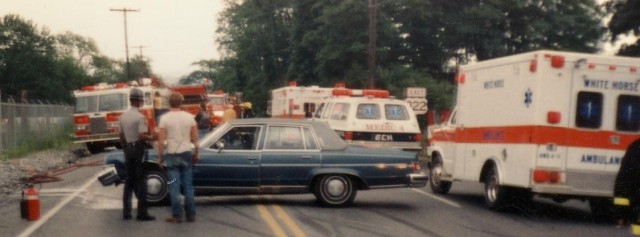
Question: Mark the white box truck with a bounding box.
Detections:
[426,50,640,215]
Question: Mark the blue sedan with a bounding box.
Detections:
[104,118,427,207]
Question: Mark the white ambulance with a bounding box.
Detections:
[313,88,422,150]
[427,50,640,214]
[268,81,335,118]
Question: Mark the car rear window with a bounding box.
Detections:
[385,104,410,120]
[356,103,381,120]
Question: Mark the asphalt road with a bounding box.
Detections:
[0,153,632,237]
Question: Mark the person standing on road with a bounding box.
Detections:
[222,104,237,123]
[118,88,156,221]
[195,102,211,138]
[614,138,640,231]
[156,93,199,223]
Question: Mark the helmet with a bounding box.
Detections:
[243,102,252,109]
[129,88,144,101]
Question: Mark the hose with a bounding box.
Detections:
[23,159,103,184]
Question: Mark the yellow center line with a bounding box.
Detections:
[256,203,287,237]
[253,195,308,237]
[272,205,307,237]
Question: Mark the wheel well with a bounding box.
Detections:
[479,160,497,183]
[311,173,367,190]
[429,152,442,169]
[143,162,162,172]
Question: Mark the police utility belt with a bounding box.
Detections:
[124,141,145,148]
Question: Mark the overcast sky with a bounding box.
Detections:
[0,0,226,85]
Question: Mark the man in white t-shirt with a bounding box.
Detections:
[156,93,199,223]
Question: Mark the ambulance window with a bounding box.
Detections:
[357,104,381,120]
[314,103,325,118]
[384,104,409,120]
[616,95,640,132]
[144,92,152,106]
[322,102,333,119]
[575,92,603,129]
[331,103,350,120]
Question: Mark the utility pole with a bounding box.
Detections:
[110,8,139,81]
[368,0,377,89]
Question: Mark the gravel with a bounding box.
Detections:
[0,147,90,196]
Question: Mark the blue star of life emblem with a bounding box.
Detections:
[524,88,532,107]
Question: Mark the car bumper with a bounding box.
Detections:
[409,173,428,187]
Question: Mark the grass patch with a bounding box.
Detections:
[1,128,73,161]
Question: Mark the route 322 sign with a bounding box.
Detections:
[404,87,428,115]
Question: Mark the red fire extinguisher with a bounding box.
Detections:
[20,184,40,221]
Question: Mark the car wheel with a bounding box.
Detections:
[429,161,452,194]
[146,170,169,205]
[484,165,509,210]
[314,174,357,207]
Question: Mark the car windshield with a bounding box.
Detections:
[75,93,128,113]
[209,97,225,105]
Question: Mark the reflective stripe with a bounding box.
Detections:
[25,195,38,200]
[614,197,630,206]
[632,223,640,236]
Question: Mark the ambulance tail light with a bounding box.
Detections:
[533,169,561,184]
[413,133,422,142]
[340,131,353,141]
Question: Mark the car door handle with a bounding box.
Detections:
[300,156,313,159]
[246,156,259,160]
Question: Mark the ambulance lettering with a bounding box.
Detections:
[365,124,405,132]
[583,78,640,92]
[374,134,394,141]
[580,154,621,165]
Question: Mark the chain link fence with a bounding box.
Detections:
[0,91,73,153]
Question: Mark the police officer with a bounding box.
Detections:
[118,88,156,221]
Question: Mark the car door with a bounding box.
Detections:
[260,125,321,193]
[194,125,262,190]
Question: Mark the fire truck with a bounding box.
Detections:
[169,84,208,116]
[426,50,640,215]
[72,81,160,154]
[73,81,208,154]
[207,90,228,127]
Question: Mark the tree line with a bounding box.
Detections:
[2,1,640,112]
[0,15,152,103]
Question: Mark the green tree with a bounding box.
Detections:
[606,0,640,56]
[0,14,59,102]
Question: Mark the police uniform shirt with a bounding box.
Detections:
[119,108,148,143]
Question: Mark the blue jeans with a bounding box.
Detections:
[165,151,195,218]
